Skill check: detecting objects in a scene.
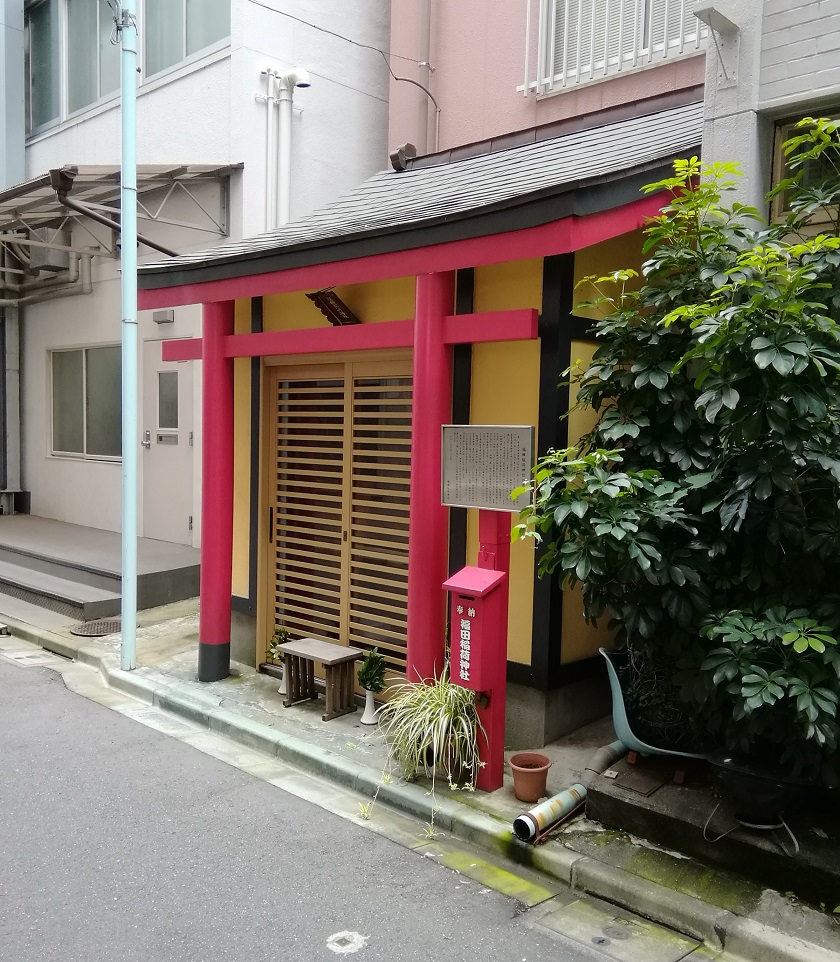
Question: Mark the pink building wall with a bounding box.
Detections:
[388,0,706,154]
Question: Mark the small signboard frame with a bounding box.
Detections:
[441,424,535,512]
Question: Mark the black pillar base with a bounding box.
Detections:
[198,642,230,682]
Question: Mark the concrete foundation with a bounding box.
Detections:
[505,672,611,750]
[231,608,257,668]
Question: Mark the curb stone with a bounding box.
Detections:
[10,616,840,962]
[571,855,732,950]
[724,917,840,962]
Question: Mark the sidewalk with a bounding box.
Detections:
[4,597,839,962]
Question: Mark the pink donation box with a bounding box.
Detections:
[443,566,507,692]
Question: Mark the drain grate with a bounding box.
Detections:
[70,617,122,637]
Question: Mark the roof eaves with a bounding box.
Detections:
[137,153,695,290]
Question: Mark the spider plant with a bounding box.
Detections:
[377,665,485,789]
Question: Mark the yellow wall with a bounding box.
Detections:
[263,276,415,331]
[474,259,543,312]
[573,229,645,321]
[232,299,252,598]
[561,583,612,663]
[566,339,601,453]
[467,259,543,665]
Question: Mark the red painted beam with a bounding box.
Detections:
[162,339,203,361]
[224,319,414,358]
[138,194,665,309]
[162,309,538,364]
[443,308,538,344]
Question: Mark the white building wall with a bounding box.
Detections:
[17,0,390,542]
[760,0,840,112]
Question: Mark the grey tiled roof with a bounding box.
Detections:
[139,99,703,283]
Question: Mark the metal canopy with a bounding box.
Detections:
[0,163,241,238]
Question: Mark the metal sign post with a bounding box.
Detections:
[117,0,138,671]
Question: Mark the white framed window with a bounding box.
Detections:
[51,346,122,459]
[144,0,230,78]
[67,0,121,114]
[24,0,60,133]
[525,0,708,96]
[24,0,230,135]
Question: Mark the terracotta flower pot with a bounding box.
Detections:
[509,751,552,803]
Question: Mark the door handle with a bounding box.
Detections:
[141,430,151,449]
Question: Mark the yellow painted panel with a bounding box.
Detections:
[333,276,415,323]
[474,259,543,312]
[232,354,251,598]
[573,229,645,321]
[564,341,615,663]
[466,340,540,666]
[263,290,328,332]
[234,298,251,335]
[561,582,614,663]
[567,339,601,451]
[263,278,416,332]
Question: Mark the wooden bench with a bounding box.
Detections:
[277,637,363,721]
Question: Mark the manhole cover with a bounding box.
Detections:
[70,618,122,637]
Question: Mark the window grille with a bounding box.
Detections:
[523,0,708,96]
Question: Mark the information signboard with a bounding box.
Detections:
[441,425,534,512]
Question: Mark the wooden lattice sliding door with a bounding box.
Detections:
[347,364,412,673]
[267,357,412,674]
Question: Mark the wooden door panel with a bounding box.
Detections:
[268,358,412,673]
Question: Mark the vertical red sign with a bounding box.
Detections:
[450,593,485,690]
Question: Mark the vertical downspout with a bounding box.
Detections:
[1,1,24,515]
[276,83,293,227]
[1,308,20,511]
[417,0,432,154]
[0,311,7,493]
[276,68,310,228]
[263,70,277,231]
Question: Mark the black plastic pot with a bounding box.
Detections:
[710,752,813,827]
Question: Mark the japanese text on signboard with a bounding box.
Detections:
[441,425,534,511]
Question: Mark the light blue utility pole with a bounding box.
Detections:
[117,0,138,671]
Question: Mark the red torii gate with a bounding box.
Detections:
[137,194,662,683]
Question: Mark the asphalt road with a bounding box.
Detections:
[0,659,596,962]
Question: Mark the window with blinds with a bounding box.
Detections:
[268,360,412,675]
[531,0,707,94]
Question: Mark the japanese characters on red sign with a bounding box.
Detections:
[455,603,477,683]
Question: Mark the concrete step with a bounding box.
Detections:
[0,559,121,621]
[0,591,78,632]
[0,543,120,592]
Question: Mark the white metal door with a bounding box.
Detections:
[142,339,194,545]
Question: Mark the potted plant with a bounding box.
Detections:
[376,665,484,789]
[357,648,386,725]
[514,120,840,794]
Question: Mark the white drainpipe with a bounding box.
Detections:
[417,0,432,154]
[261,70,277,232]
[276,67,310,228]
